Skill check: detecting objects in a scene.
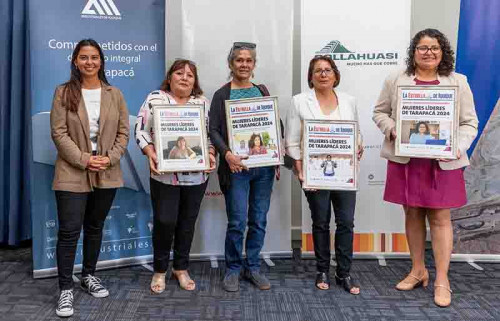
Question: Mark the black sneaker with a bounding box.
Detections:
[244,270,271,290]
[56,289,74,317]
[222,272,240,292]
[81,275,109,298]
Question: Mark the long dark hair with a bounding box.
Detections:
[405,29,454,77]
[248,133,263,149]
[62,39,109,112]
[160,59,203,97]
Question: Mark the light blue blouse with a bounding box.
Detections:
[409,133,434,145]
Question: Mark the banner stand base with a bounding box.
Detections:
[33,251,293,279]
[141,264,154,272]
[377,256,387,267]
[467,261,484,271]
[300,252,500,265]
[301,252,412,260]
[209,256,218,269]
[263,254,275,267]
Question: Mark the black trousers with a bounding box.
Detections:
[304,190,356,277]
[150,178,208,272]
[55,188,117,290]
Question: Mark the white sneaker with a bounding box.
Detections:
[56,289,74,317]
[81,275,109,298]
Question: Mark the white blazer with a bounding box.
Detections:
[285,90,363,160]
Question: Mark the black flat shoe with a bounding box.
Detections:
[335,274,360,295]
[315,272,331,290]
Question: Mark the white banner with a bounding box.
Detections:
[178,0,294,256]
[301,0,411,253]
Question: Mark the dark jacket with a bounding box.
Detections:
[209,82,269,193]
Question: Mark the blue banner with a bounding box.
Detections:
[29,0,164,277]
[451,0,500,255]
[456,0,500,154]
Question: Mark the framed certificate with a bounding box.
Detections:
[395,86,459,159]
[302,120,358,191]
[152,104,210,173]
[225,96,284,168]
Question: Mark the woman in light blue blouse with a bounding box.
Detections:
[409,122,434,144]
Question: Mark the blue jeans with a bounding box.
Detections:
[224,166,275,273]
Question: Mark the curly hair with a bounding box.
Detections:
[405,29,454,76]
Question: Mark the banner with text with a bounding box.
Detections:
[301,0,412,254]
[452,0,500,257]
[179,0,293,257]
[29,0,165,277]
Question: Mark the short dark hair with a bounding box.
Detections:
[307,56,340,89]
[406,28,454,76]
[415,121,430,134]
[161,59,203,97]
[248,133,263,149]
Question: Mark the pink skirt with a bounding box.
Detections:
[384,159,466,209]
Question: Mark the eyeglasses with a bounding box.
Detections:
[232,42,256,49]
[313,68,334,76]
[416,46,441,54]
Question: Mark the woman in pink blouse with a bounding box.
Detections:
[135,59,216,294]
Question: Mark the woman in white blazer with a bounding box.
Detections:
[286,56,363,294]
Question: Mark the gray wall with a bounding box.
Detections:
[411,0,461,52]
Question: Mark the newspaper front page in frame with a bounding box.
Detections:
[153,104,210,172]
[303,120,358,191]
[395,86,459,159]
[225,96,283,168]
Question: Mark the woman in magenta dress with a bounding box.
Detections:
[372,29,478,307]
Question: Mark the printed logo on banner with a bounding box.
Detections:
[204,190,224,198]
[316,40,399,67]
[81,0,122,20]
[125,212,137,219]
[147,222,153,233]
[127,226,140,235]
[367,172,385,186]
[46,220,56,229]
